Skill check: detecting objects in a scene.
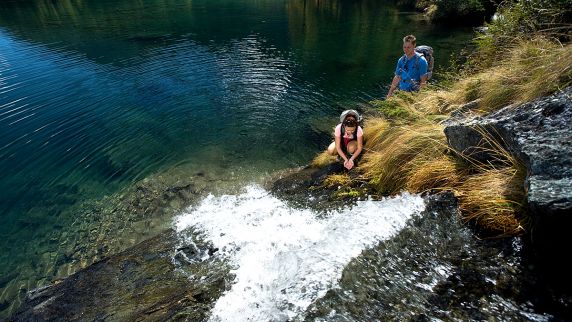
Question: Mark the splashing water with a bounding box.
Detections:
[175,185,425,321]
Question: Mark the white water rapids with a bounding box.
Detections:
[175,185,426,321]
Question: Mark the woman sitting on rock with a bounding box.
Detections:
[327,110,363,170]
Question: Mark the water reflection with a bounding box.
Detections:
[0,0,472,80]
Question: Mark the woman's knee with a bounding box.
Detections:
[347,141,357,154]
[327,142,336,155]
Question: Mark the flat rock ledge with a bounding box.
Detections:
[443,87,572,283]
[9,230,229,321]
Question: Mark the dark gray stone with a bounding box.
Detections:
[9,230,229,322]
[445,87,572,180]
[444,87,572,284]
[444,87,572,208]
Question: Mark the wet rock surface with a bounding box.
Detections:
[304,192,572,321]
[444,87,572,288]
[267,165,344,208]
[267,164,372,211]
[10,230,229,322]
[443,87,571,212]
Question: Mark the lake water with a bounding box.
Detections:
[0,0,479,318]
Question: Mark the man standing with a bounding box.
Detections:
[386,35,429,99]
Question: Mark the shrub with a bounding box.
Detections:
[474,0,572,65]
[418,0,497,24]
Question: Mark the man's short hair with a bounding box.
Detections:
[403,34,416,46]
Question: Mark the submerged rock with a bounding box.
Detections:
[10,230,229,321]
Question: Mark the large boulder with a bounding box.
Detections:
[444,87,572,286]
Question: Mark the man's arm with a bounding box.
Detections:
[419,74,428,90]
[418,57,429,90]
[386,75,401,99]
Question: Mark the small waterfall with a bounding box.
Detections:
[175,185,425,321]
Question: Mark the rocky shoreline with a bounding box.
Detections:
[9,88,572,320]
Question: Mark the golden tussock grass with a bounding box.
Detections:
[310,150,337,168]
[449,39,572,113]
[398,39,572,116]
[406,155,466,193]
[411,89,459,115]
[513,39,572,101]
[362,117,390,149]
[358,121,528,235]
[447,125,527,235]
[454,167,526,236]
[359,123,447,194]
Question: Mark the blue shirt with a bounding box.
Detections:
[394,53,428,92]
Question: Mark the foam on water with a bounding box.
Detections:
[175,184,425,321]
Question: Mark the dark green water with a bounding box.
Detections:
[0,0,474,317]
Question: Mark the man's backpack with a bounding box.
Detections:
[415,45,434,79]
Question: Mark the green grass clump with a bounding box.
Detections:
[474,0,572,66]
[370,98,412,120]
[323,174,352,188]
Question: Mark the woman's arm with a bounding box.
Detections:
[350,134,363,161]
[335,135,348,162]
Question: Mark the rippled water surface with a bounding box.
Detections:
[0,0,476,318]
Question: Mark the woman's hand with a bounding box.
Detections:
[344,159,354,170]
